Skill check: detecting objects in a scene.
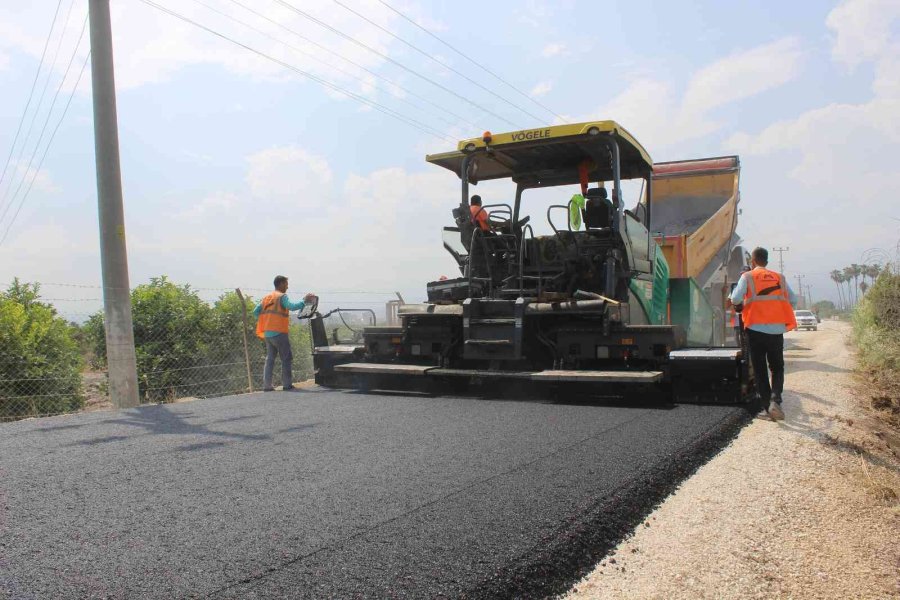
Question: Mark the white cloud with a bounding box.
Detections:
[245,145,333,202]
[541,43,567,58]
[728,1,900,185]
[0,162,60,201]
[0,0,404,94]
[826,0,900,67]
[583,37,803,150]
[723,0,900,294]
[178,191,238,219]
[530,81,552,97]
[681,37,803,116]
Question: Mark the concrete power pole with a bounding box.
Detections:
[89,0,139,409]
[772,246,789,275]
[794,274,806,309]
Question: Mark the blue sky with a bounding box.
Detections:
[0,0,898,319]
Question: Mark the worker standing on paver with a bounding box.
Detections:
[254,275,316,391]
[727,248,797,420]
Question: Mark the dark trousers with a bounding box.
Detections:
[263,333,293,389]
[745,328,784,402]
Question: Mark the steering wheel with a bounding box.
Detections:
[297,295,319,320]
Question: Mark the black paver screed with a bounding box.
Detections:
[0,388,749,599]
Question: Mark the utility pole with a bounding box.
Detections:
[772,246,789,275]
[794,274,806,308]
[805,284,813,308]
[89,0,139,409]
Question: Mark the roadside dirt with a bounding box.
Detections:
[566,321,900,600]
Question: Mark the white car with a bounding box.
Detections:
[794,310,818,331]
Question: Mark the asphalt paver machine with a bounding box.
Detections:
[310,121,753,404]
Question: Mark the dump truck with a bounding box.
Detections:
[308,121,753,404]
[651,156,750,346]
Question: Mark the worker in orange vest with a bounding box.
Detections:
[469,195,491,232]
[727,247,797,421]
[253,275,316,391]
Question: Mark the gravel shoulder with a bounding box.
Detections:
[566,321,900,600]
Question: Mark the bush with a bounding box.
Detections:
[0,280,84,420]
[86,279,315,402]
[853,268,900,425]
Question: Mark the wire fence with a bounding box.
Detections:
[0,278,393,422]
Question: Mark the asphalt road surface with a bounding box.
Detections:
[0,388,748,599]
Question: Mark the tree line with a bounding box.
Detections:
[829,264,882,310]
[1,277,313,421]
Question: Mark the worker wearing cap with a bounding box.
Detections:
[727,248,797,421]
[469,195,491,232]
[254,275,316,392]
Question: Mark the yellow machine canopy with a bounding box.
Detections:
[425,121,653,188]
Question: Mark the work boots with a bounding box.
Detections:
[767,396,785,421]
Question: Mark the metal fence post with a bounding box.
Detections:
[235,288,254,393]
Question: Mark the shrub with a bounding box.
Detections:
[853,268,900,424]
[86,280,315,402]
[0,280,84,420]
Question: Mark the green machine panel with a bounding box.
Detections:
[628,244,670,326]
[669,277,714,346]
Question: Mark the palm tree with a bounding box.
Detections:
[866,264,881,285]
[830,269,845,309]
[851,263,863,304]
[843,266,855,306]
[860,280,869,296]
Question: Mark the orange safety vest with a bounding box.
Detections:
[470,205,490,231]
[255,291,290,338]
[740,268,797,331]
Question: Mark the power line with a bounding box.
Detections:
[0,52,91,246]
[330,0,547,125]
[189,0,465,132]
[222,0,479,132]
[0,14,89,233]
[0,0,65,196]
[376,0,566,123]
[272,0,518,128]
[136,0,456,142]
[0,0,80,216]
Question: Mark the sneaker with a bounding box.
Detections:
[282,385,296,391]
[768,400,785,421]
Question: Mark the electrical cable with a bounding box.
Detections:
[135,0,456,143]
[189,0,463,131]
[272,0,519,128]
[0,51,90,246]
[0,0,65,195]
[0,14,88,234]
[222,0,480,131]
[0,0,80,217]
[375,0,567,123]
[331,0,548,125]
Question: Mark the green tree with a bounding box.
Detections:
[843,266,856,306]
[85,280,316,402]
[87,277,221,402]
[0,279,84,420]
[812,299,837,319]
[830,269,845,310]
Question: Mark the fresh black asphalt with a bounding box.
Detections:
[0,388,749,599]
